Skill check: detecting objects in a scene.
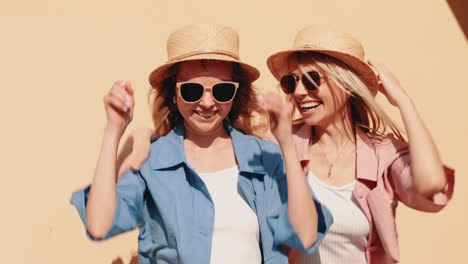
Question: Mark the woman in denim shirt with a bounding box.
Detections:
[71,24,332,264]
[122,25,455,264]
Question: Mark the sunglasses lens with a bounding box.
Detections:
[302,71,321,91]
[180,83,204,102]
[212,83,237,102]
[280,75,296,94]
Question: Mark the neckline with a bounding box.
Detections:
[198,165,239,177]
[308,171,356,191]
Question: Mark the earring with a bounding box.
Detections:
[173,97,177,104]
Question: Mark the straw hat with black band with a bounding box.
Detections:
[149,24,260,87]
[267,25,380,96]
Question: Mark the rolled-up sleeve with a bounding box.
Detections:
[390,152,455,212]
[70,169,146,240]
[266,161,333,254]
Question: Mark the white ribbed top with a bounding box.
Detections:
[198,166,261,264]
[289,172,370,264]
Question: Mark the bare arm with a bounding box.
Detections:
[396,98,447,196]
[370,60,447,199]
[260,92,318,248]
[86,81,135,239]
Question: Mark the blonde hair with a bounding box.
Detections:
[290,52,405,141]
[148,60,267,138]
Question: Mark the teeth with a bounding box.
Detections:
[196,111,215,118]
[300,102,321,109]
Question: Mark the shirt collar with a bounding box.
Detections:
[293,122,378,182]
[150,121,267,175]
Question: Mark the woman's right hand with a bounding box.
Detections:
[103,80,135,136]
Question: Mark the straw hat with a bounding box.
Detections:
[149,24,260,87]
[267,25,379,96]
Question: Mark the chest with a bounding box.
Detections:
[199,167,259,231]
[308,173,370,237]
[308,148,357,186]
[140,165,262,261]
[184,142,237,173]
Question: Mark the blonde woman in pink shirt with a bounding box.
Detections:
[260,25,454,264]
[119,26,454,264]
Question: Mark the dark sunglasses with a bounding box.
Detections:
[176,81,239,103]
[279,71,322,94]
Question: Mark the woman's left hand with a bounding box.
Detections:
[259,91,295,144]
[368,59,409,107]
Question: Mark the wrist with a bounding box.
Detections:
[277,134,295,146]
[396,95,413,109]
[104,123,126,139]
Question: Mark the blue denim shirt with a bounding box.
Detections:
[71,122,333,264]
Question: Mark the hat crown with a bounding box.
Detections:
[166,24,240,62]
[293,26,365,60]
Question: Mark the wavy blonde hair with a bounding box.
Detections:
[148,60,267,138]
[289,52,405,141]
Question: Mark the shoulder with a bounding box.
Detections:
[232,127,281,153]
[360,131,409,168]
[256,138,284,176]
[364,131,408,154]
[232,131,284,176]
[141,128,185,171]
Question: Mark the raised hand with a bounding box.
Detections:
[368,59,409,107]
[103,81,135,136]
[258,91,295,144]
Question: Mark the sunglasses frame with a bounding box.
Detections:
[176,81,240,104]
[279,71,323,94]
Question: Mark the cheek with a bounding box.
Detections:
[176,97,194,115]
[320,86,347,112]
[218,102,233,117]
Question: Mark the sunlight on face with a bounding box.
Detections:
[176,60,235,134]
[280,53,349,127]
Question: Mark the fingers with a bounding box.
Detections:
[259,91,294,118]
[108,80,134,113]
[368,59,391,76]
[104,93,125,113]
[367,58,383,69]
[259,92,283,113]
[122,81,135,112]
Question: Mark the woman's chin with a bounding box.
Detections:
[185,118,224,135]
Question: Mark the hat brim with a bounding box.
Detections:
[149,53,260,87]
[267,48,379,96]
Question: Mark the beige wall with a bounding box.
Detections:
[1,0,466,263]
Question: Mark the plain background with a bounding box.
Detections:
[1,0,466,263]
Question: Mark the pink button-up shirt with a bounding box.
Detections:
[289,123,455,264]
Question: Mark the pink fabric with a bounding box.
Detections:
[289,123,455,264]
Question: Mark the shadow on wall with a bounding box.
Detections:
[111,253,139,264]
[447,0,468,40]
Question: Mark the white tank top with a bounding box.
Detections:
[289,171,370,264]
[198,166,261,264]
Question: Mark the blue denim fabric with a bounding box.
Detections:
[71,122,333,263]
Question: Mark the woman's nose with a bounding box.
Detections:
[198,90,215,108]
[294,79,309,97]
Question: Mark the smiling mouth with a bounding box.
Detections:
[299,101,322,110]
[194,110,217,119]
